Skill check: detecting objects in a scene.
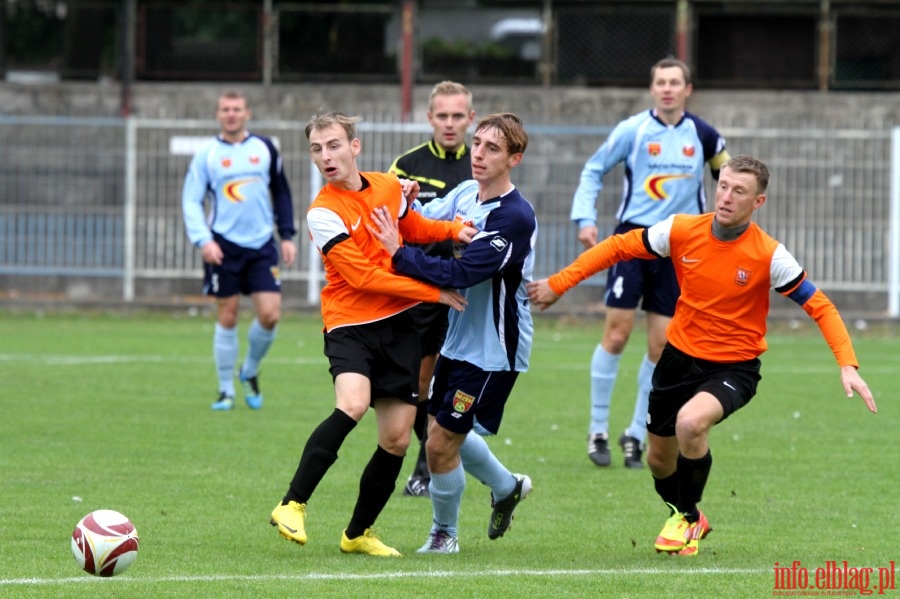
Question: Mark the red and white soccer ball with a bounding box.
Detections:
[71,509,140,577]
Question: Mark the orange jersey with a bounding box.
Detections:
[307,171,464,331]
[549,213,858,366]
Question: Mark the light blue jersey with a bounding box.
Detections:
[396,180,537,372]
[182,133,295,250]
[570,110,727,229]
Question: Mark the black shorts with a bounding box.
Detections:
[203,233,281,298]
[323,312,420,406]
[604,223,678,316]
[407,302,450,356]
[429,356,519,436]
[647,343,761,437]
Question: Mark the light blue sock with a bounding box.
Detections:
[214,323,238,396]
[460,431,515,501]
[589,344,621,436]
[625,354,655,443]
[242,318,275,378]
[427,463,466,538]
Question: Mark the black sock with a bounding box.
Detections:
[413,435,429,479]
[412,402,430,478]
[413,401,428,442]
[283,408,357,505]
[676,450,712,523]
[345,446,404,539]
[654,472,679,512]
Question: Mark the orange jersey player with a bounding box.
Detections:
[308,170,467,332]
[270,112,473,557]
[529,155,876,558]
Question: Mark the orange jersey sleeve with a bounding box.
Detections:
[547,227,653,296]
[784,279,859,368]
[398,207,464,244]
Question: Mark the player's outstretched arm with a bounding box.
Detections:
[526,279,560,311]
[368,205,477,253]
[840,365,877,413]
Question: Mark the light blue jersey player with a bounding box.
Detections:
[570,58,730,470]
[372,114,535,554]
[181,91,296,411]
[407,178,534,373]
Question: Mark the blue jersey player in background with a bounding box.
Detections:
[570,58,730,469]
[371,113,536,554]
[182,90,297,411]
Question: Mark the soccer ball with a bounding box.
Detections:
[71,510,140,577]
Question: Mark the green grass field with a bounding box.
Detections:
[1,308,896,598]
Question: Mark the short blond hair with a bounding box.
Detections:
[304,112,362,141]
[724,155,770,193]
[428,81,473,112]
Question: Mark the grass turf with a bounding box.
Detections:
[0,308,896,598]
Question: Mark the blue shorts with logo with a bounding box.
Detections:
[604,222,678,317]
[429,356,519,436]
[203,233,281,297]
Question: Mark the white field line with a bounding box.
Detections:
[1,566,774,586]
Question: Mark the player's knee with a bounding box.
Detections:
[380,433,410,456]
[424,431,453,463]
[257,310,280,330]
[602,329,631,353]
[674,411,712,440]
[646,444,675,474]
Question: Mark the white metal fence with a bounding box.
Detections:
[1,116,897,316]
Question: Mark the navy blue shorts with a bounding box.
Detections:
[428,356,519,436]
[323,312,420,406]
[647,343,761,437]
[604,222,678,316]
[203,233,281,298]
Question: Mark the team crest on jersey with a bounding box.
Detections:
[683,144,695,157]
[735,267,751,286]
[648,142,661,156]
[452,389,475,413]
[221,158,232,168]
[250,155,260,164]
[490,236,508,252]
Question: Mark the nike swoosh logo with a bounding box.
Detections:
[280,523,298,533]
[681,256,700,263]
[350,217,361,231]
[723,381,736,390]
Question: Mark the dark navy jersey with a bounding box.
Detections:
[394,180,537,372]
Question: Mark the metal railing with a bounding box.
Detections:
[0,115,897,315]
